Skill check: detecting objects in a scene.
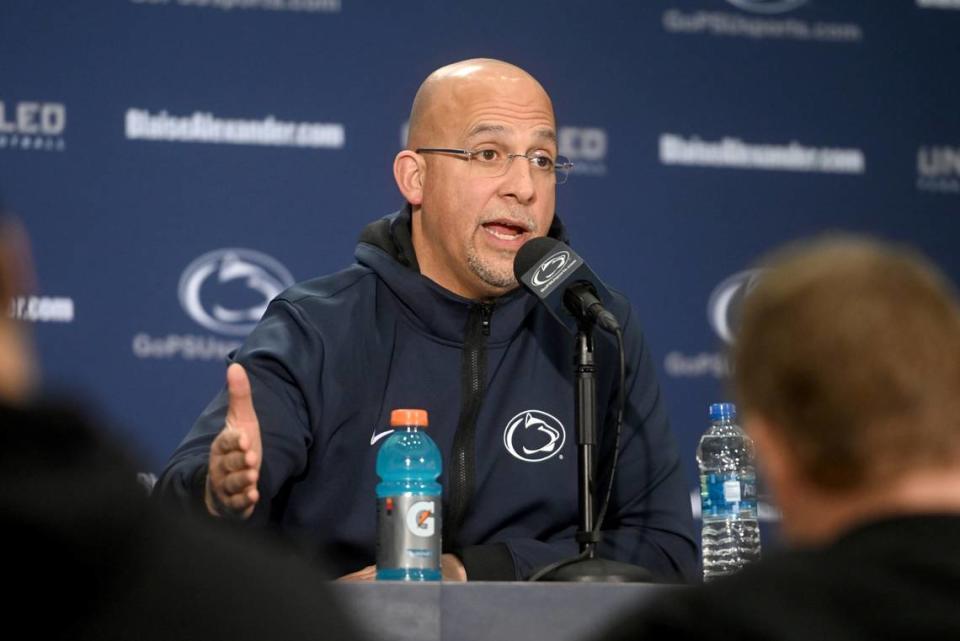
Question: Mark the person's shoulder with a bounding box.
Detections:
[602,286,642,336]
[606,286,632,310]
[74,499,364,640]
[276,263,377,306]
[601,557,815,641]
[646,549,833,635]
[254,263,385,341]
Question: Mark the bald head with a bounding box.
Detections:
[406,59,555,150]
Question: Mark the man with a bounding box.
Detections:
[0,216,362,640]
[155,59,697,582]
[600,236,960,639]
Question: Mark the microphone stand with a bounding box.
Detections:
[538,322,654,582]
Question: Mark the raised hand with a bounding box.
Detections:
[204,363,262,519]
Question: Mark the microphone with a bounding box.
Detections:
[513,237,620,335]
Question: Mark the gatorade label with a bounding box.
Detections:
[376,495,442,571]
[700,472,758,519]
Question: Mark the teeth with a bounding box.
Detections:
[485,227,522,240]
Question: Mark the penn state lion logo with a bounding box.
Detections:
[178,248,294,336]
[503,410,566,463]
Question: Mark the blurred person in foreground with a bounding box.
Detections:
[0,218,362,640]
[599,235,960,640]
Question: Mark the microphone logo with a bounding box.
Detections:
[531,251,569,287]
[530,250,580,295]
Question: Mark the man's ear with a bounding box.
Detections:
[394,150,424,206]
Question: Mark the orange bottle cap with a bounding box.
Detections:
[390,408,429,428]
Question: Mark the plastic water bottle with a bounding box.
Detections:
[697,402,761,581]
[375,408,442,581]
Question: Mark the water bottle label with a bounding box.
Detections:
[722,479,741,503]
[376,494,441,572]
[700,472,758,519]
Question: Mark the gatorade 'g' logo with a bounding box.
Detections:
[405,501,436,537]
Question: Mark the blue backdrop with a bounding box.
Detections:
[3,0,960,543]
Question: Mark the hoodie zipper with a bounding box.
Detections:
[480,302,492,336]
[443,301,493,553]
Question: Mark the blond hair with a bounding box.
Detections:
[733,236,960,489]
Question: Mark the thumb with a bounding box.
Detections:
[226,363,260,446]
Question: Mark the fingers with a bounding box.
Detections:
[226,363,259,431]
[221,468,258,494]
[222,487,259,513]
[212,429,250,456]
[211,430,257,477]
[218,448,258,473]
[205,467,260,519]
[338,565,377,582]
[206,423,260,519]
[441,553,467,582]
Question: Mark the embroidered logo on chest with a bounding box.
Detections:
[503,410,566,463]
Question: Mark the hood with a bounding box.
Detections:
[354,204,569,343]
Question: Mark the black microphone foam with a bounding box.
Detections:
[514,237,619,335]
[513,237,563,282]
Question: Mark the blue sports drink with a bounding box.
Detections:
[375,408,443,581]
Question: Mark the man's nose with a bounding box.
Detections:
[499,155,537,203]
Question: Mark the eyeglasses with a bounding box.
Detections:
[415,147,574,185]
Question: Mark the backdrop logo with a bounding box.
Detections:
[916,0,960,10]
[126,108,344,149]
[917,146,960,194]
[559,127,608,176]
[662,268,761,378]
[662,3,862,43]
[0,100,67,152]
[130,0,342,12]
[8,296,74,323]
[178,248,295,336]
[503,410,566,463]
[707,269,763,345]
[660,134,865,174]
[725,0,807,14]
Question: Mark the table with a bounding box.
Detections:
[332,581,678,641]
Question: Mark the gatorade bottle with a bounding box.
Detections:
[375,408,442,581]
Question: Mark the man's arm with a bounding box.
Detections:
[154,300,318,520]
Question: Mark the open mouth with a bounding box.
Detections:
[481,220,530,242]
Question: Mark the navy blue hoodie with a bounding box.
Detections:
[156,208,697,581]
